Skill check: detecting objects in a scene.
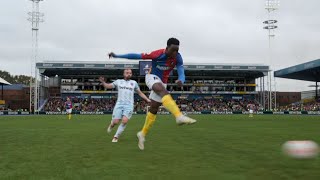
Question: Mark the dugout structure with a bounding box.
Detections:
[35,61,270,112]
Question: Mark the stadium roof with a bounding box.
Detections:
[37,61,270,78]
[274,59,320,82]
[0,77,11,85]
[1,84,26,90]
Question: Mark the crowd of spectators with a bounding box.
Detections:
[44,97,261,112]
[44,98,116,112]
[278,101,320,111]
[176,99,261,112]
[4,97,319,112]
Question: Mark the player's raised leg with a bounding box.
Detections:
[152,82,196,125]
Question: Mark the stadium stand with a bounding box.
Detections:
[275,59,320,112]
[0,77,11,110]
[44,97,261,113]
[35,61,269,113]
[275,59,320,101]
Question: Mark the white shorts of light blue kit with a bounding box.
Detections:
[145,74,167,103]
[66,109,72,114]
[112,104,134,120]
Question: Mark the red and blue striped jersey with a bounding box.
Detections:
[114,49,186,84]
[65,101,72,109]
[141,49,184,83]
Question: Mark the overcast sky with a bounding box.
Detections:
[0,0,319,91]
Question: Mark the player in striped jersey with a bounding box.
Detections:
[65,97,73,120]
[108,38,197,150]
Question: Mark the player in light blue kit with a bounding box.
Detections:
[99,68,151,142]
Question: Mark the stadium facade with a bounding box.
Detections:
[33,60,270,113]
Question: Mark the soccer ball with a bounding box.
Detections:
[282,140,319,159]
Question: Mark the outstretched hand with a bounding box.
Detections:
[108,52,116,59]
[99,76,105,83]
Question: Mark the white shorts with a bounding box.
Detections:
[249,110,253,114]
[66,109,72,114]
[145,74,167,103]
[112,104,134,120]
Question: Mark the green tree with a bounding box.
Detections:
[0,70,33,85]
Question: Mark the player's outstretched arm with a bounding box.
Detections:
[99,77,114,89]
[108,52,142,60]
[136,90,151,103]
[175,54,186,87]
[108,50,160,60]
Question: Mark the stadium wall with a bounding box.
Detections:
[1,85,30,110]
[276,92,301,106]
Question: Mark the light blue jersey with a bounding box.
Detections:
[112,79,139,120]
[112,79,140,106]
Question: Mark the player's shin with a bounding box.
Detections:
[161,94,182,118]
[114,123,127,138]
[141,112,157,136]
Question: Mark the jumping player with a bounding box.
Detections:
[108,37,197,150]
[99,69,151,142]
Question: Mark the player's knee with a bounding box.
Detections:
[150,106,159,114]
[113,119,120,124]
[122,118,129,124]
[152,83,168,97]
[149,108,158,114]
[149,100,161,114]
[159,91,169,97]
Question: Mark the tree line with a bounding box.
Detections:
[0,70,33,85]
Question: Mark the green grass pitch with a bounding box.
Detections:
[0,115,320,180]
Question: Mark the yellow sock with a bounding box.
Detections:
[68,114,71,120]
[162,94,182,118]
[141,112,157,136]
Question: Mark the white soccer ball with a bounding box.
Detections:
[282,140,319,159]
